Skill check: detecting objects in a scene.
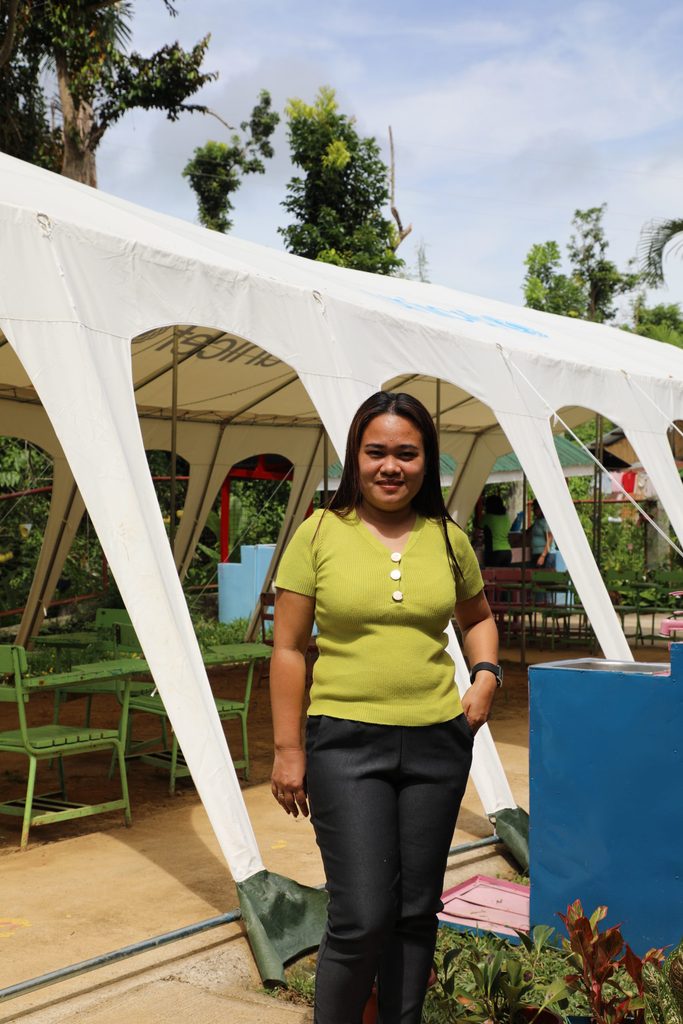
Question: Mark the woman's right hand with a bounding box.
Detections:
[271,747,309,818]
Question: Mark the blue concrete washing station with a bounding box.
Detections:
[529,643,683,954]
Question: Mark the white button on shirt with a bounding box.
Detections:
[390,552,401,563]
[392,590,404,602]
[390,568,401,581]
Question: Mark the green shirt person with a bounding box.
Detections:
[479,493,512,568]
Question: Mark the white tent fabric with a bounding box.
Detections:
[1,154,683,880]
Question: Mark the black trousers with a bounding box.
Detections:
[305,713,474,1024]
[484,549,512,568]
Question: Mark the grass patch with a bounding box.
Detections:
[265,954,316,1006]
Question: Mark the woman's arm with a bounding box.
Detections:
[270,588,315,817]
[453,589,499,734]
[537,524,553,565]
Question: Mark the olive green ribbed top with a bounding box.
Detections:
[275,509,483,726]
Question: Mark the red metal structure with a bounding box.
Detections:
[220,454,294,562]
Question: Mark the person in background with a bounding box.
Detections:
[479,493,512,567]
[270,391,499,1024]
[528,499,557,569]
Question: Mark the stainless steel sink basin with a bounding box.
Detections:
[531,658,669,674]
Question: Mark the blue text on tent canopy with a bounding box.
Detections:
[383,295,548,338]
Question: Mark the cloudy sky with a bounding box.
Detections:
[98,0,683,311]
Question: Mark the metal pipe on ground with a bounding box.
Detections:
[448,835,501,856]
[0,909,242,1003]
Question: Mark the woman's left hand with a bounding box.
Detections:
[454,590,499,735]
[461,675,497,735]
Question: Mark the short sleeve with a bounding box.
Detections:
[448,522,484,603]
[274,511,320,597]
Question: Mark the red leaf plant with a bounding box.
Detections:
[558,900,665,1024]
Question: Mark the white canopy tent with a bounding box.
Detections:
[1,153,683,886]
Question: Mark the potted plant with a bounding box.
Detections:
[558,900,665,1024]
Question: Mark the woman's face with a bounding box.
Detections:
[357,413,426,515]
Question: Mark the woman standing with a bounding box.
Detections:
[479,493,513,568]
[527,499,557,569]
[270,392,499,1024]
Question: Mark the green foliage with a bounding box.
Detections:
[433,926,570,1022]
[231,479,291,549]
[638,217,683,287]
[523,241,586,318]
[0,2,62,169]
[191,615,249,648]
[263,954,317,1006]
[0,437,108,619]
[0,1,216,183]
[279,86,403,275]
[0,438,52,616]
[632,300,683,349]
[96,36,216,131]
[523,205,640,323]
[183,90,279,232]
[567,206,640,323]
[642,939,683,1024]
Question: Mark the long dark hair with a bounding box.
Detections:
[328,391,463,579]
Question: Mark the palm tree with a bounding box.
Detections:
[638,217,683,286]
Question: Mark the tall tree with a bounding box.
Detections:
[183,90,279,233]
[279,86,403,275]
[523,204,640,322]
[638,217,683,286]
[0,0,216,186]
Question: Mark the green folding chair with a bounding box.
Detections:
[0,645,131,849]
[530,571,576,649]
[124,652,261,793]
[52,614,149,730]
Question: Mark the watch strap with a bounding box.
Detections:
[469,661,503,687]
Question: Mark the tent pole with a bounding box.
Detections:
[520,473,527,670]
[593,413,604,571]
[169,326,179,557]
[323,431,329,505]
[436,378,441,448]
[220,478,231,562]
[18,478,80,646]
[591,413,604,653]
[174,422,227,578]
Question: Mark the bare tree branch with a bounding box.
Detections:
[0,0,21,69]
[204,108,235,132]
[388,125,412,251]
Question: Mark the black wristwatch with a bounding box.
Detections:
[469,662,503,688]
